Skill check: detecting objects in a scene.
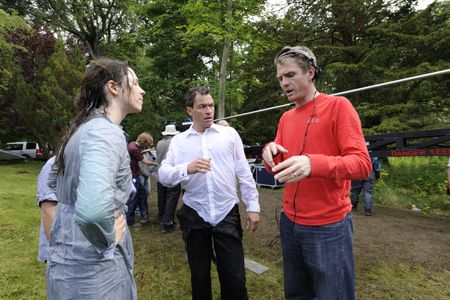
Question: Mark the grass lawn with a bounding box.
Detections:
[0,161,284,299]
[0,160,449,299]
[0,161,46,299]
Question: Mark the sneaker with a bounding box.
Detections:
[140,217,149,224]
[365,208,372,216]
[130,223,142,228]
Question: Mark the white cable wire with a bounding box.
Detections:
[216,69,450,121]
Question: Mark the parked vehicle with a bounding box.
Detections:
[2,141,43,160]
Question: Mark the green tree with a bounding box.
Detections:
[1,20,85,157]
[24,0,133,58]
[2,25,56,156]
[238,0,449,144]
[0,10,29,143]
[235,15,293,145]
[0,0,32,16]
[135,0,209,131]
[0,9,28,93]
[351,1,450,133]
[180,0,265,118]
[36,40,85,154]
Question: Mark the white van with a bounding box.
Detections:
[2,141,43,159]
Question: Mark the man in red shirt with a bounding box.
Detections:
[263,46,371,299]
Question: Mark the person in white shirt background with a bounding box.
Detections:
[159,86,260,300]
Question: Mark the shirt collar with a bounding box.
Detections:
[93,109,126,141]
[93,108,123,129]
[186,123,222,136]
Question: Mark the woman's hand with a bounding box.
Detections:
[114,209,126,245]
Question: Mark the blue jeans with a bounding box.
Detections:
[350,178,373,210]
[139,175,150,194]
[126,176,149,225]
[280,212,355,300]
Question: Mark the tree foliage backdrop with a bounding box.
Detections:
[0,0,448,155]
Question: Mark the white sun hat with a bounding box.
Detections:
[161,124,180,136]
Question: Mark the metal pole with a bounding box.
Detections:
[217,69,450,121]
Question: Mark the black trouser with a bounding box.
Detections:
[157,182,181,225]
[177,204,248,300]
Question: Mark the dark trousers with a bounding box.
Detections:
[157,182,181,225]
[177,204,248,300]
[126,176,148,225]
[350,178,373,210]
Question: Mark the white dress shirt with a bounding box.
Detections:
[159,124,260,226]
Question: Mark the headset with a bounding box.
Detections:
[277,49,322,80]
[276,48,322,228]
[289,90,318,228]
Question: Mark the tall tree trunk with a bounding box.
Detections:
[218,0,232,119]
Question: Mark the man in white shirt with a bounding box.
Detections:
[159,86,260,300]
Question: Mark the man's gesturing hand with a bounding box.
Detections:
[262,142,288,168]
[187,157,212,174]
[273,155,311,183]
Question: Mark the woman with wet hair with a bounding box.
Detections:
[47,58,145,299]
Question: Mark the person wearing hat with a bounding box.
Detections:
[156,124,182,233]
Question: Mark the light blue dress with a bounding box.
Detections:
[47,110,137,299]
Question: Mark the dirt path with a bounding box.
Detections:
[243,187,450,273]
[352,205,450,271]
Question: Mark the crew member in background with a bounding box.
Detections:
[127,132,157,226]
[351,154,381,216]
[156,124,181,233]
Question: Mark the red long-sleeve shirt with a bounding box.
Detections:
[264,93,371,225]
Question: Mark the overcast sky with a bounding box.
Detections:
[416,0,439,9]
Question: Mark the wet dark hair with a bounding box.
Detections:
[184,86,210,108]
[56,58,130,174]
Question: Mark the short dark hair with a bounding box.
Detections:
[184,86,210,108]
